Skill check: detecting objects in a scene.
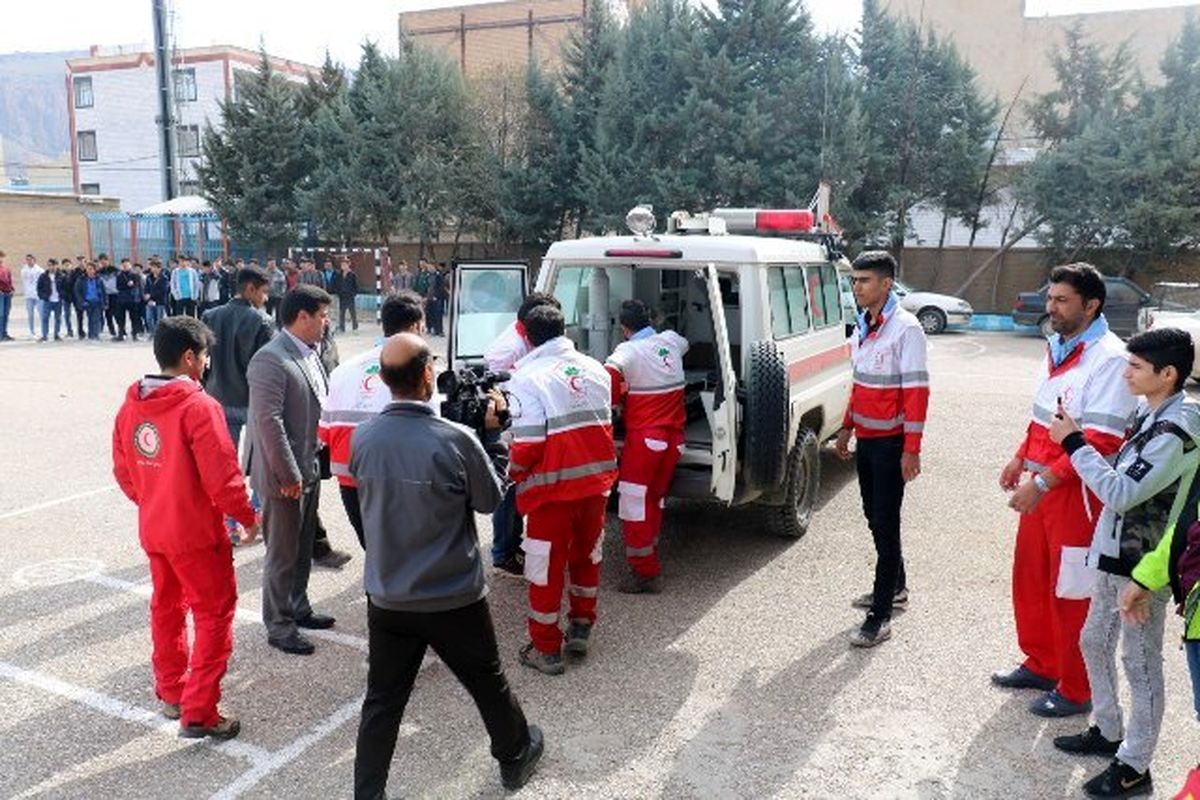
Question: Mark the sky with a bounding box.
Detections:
[0,0,1196,69]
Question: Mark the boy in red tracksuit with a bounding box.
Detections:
[507,305,618,676]
[605,299,689,594]
[112,315,259,740]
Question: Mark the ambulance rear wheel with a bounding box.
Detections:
[762,428,820,539]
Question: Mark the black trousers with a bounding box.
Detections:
[354,598,528,800]
[115,299,141,337]
[856,435,908,619]
[104,296,118,335]
[338,297,358,331]
[339,484,365,549]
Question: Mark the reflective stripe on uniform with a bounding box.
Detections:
[627,380,686,394]
[528,608,559,625]
[509,425,546,441]
[516,459,618,494]
[547,409,611,432]
[853,370,930,387]
[851,412,904,430]
[903,421,924,433]
[568,584,598,598]
[626,545,654,557]
[331,462,351,477]
[1024,459,1048,473]
[320,408,377,425]
[1081,411,1132,432]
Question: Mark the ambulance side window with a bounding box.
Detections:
[767,265,811,339]
[805,263,842,329]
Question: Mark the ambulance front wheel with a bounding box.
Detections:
[761,427,820,539]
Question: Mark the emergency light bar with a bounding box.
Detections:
[604,248,683,259]
[714,208,815,234]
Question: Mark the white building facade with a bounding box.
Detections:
[67,46,314,212]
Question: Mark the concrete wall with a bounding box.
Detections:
[399,0,588,77]
[0,192,120,295]
[884,0,1200,140]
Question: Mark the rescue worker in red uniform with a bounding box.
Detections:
[993,263,1138,718]
[605,299,689,594]
[112,316,260,740]
[507,305,618,676]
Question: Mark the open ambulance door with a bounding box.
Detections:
[446,261,528,371]
[703,263,738,504]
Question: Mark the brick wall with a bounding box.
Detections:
[0,193,120,295]
[400,0,587,76]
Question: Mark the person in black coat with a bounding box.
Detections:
[34,260,67,341]
[336,258,359,333]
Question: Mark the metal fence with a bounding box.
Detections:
[84,212,253,264]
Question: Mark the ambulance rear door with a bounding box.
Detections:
[447,261,528,371]
[704,262,738,503]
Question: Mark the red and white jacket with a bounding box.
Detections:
[484,320,529,372]
[605,328,689,431]
[318,343,390,487]
[843,295,930,454]
[507,336,618,514]
[1016,321,1136,497]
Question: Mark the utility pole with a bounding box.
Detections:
[152,0,178,201]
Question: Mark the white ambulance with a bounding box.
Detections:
[447,205,852,538]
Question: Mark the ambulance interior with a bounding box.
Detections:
[549,264,741,474]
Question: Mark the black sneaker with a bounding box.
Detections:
[1082,759,1152,798]
[493,553,524,578]
[564,620,592,656]
[851,588,909,610]
[1053,726,1121,757]
[499,724,544,790]
[850,613,891,648]
[518,643,564,676]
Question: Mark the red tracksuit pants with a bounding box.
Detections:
[618,427,684,578]
[146,543,238,727]
[524,495,607,655]
[1012,483,1097,704]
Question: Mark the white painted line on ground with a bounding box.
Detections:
[0,659,270,765]
[84,573,372,652]
[208,696,365,800]
[0,486,117,522]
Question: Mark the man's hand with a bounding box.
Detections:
[484,389,507,430]
[901,452,921,482]
[1007,479,1044,514]
[1048,400,1081,445]
[835,428,852,461]
[1120,582,1153,625]
[239,519,262,545]
[280,482,302,499]
[1000,457,1024,491]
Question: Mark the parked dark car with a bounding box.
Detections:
[1012,276,1152,338]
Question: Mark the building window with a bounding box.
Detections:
[73,76,93,108]
[176,125,201,157]
[80,183,101,195]
[179,179,201,196]
[77,130,97,162]
[173,68,197,102]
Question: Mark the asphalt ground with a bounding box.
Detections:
[2,310,1199,799]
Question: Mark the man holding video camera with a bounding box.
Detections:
[350,332,542,797]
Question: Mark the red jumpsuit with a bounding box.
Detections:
[112,377,256,727]
[1010,329,1136,704]
[606,328,689,579]
[508,336,618,655]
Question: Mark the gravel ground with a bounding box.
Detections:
[2,310,1197,799]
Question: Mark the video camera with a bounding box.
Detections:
[437,364,511,439]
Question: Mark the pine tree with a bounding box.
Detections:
[198,51,307,255]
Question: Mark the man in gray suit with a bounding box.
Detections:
[246,284,335,655]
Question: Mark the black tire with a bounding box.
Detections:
[917,307,946,335]
[1038,315,1055,338]
[744,340,790,491]
[761,428,820,539]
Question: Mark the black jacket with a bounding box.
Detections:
[116,270,142,304]
[35,271,66,302]
[144,273,170,305]
[337,270,358,299]
[201,298,275,408]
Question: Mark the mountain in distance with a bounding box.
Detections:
[0,50,87,165]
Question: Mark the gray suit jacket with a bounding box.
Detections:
[245,332,325,495]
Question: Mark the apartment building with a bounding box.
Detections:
[66,45,315,212]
